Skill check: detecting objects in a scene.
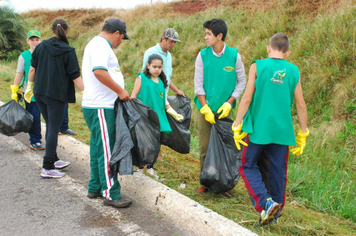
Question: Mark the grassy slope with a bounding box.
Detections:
[1,0,356,235]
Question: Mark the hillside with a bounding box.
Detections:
[0,0,355,235]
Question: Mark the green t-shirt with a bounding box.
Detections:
[21,50,36,102]
[242,58,300,145]
[194,45,238,113]
[137,73,172,134]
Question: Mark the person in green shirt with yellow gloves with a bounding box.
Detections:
[10,30,45,150]
[232,33,309,226]
[194,18,246,194]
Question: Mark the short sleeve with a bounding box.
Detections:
[91,40,110,71]
[65,50,81,80]
[16,55,25,73]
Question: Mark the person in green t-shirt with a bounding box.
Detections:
[194,18,246,195]
[10,30,45,151]
[132,54,183,171]
[232,33,309,226]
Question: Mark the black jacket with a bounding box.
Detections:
[31,37,80,103]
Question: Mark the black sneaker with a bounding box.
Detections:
[103,197,132,208]
[59,129,77,136]
[87,193,102,199]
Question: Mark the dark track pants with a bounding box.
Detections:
[83,108,121,201]
[239,136,289,212]
[35,94,65,169]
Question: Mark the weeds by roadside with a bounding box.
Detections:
[1,0,356,235]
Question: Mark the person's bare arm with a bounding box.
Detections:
[13,73,23,86]
[28,66,35,82]
[294,79,308,133]
[169,81,185,97]
[131,76,142,98]
[197,95,207,107]
[226,96,236,105]
[233,63,257,127]
[93,69,131,101]
[73,76,84,91]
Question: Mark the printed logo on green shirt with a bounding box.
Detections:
[160,92,164,98]
[223,66,235,72]
[271,69,286,84]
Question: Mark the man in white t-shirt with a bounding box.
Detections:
[82,18,132,209]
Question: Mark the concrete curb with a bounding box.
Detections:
[0,101,257,236]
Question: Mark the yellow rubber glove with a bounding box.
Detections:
[217,102,232,119]
[290,128,310,156]
[24,81,34,103]
[232,122,248,150]
[200,104,215,124]
[10,85,19,101]
[166,107,184,121]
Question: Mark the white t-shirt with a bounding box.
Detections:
[82,36,124,109]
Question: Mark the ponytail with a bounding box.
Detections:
[52,18,69,44]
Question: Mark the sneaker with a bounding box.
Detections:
[103,197,132,208]
[30,142,45,150]
[54,160,70,169]
[259,198,281,226]
[197,185,208,193]
[87,192,102,199]
[147,168,155,175]
[271,212,282,225]
[40,168,65,178]
[59,129,77,136]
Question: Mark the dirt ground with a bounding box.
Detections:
[170,0,339,16]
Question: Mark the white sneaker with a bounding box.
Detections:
[54,160,70,169]
[147,168,155,175]
[40,168,65,178]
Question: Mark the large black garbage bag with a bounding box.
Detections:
[0,100,33,136]
[199,117,242,193]
[160,95,191,154]
[130,98,161,168]
[110,99,141,177]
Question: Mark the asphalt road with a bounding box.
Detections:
[0,132,193,236]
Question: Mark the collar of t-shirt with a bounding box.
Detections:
[97,35,112,48]
[155,43,167,55]
[212,44,226,57]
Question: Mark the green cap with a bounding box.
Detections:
[27,30,41,39]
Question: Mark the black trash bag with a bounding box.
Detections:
[110,98,141,177]
[199,116,242,193]
[130,98,161,168]
[0,100,33,136]
[160,95,191,154]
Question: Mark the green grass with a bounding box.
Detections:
[1,0,356,235]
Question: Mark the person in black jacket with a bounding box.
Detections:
[24,18,84,178]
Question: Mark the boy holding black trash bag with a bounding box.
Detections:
[193,18,246,196]
[10,30,45,150]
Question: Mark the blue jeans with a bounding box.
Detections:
[25,100,42,144]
